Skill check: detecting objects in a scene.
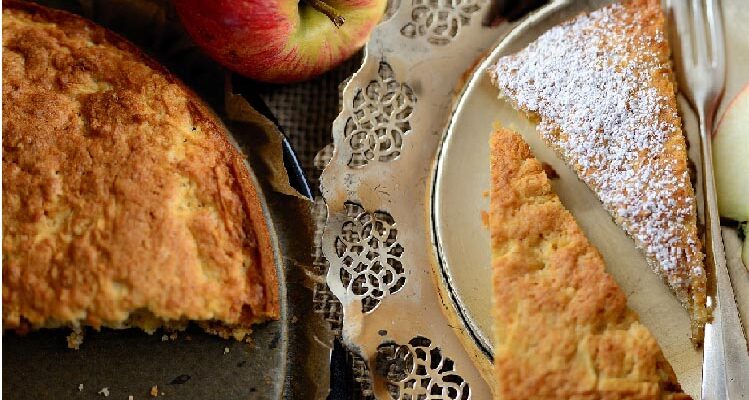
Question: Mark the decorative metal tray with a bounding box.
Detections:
[320,0,519,397]
[320,0,749,398]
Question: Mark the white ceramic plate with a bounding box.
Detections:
[431,1,749,397]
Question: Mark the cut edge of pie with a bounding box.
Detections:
[489,0,708,344]
[490,125,691,400]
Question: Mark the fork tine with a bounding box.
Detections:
[706,0,725,69]
[691,0,710,64]
[670,0,694,66]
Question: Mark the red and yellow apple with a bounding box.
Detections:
[714,83,749,222]
[173,0,386,83]
[713,83,749,265]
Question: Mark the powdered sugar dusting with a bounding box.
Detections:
[491,4,704,298]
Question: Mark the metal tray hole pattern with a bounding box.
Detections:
[334,202,407,313]
[400,0,483,45]
[344,62,415,167]
[377,336,471,400]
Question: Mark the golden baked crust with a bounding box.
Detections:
[490,0,708,344]
[2,1,279,338]
[490,126,690,400]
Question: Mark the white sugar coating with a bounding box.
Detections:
[491,4,704,299]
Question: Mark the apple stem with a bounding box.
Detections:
[305,0,345,27]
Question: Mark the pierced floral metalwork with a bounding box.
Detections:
[400,0,483,45]
[377,336,471,400]
[334,202,406,313]
[344,62,415,167]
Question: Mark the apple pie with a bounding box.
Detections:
[2,1,279,343]
[489,0,708,343]
[490,126,690,400]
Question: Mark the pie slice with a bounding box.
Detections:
[490,126,690,400]
[489,0,708,343]
[2,1,278,344]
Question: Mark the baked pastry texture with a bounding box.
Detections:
[2,1,279,342]
[490,126,690,400]
[489,0,708,344]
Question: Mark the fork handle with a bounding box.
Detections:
[698,116,749,400]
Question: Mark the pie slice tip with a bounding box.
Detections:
[490,126,691,400]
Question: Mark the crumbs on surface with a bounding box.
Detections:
[67,329,84,350]
[481,210,490,229]
[98,387,109,397]
[150,386,159,397]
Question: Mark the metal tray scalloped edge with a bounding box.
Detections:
[320,0,525,397]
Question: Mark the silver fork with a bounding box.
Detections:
[667,0,749,398]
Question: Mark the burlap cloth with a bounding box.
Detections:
[252,54,364,195]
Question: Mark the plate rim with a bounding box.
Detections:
[428,0,599,365]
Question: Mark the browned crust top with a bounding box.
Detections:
[490,127,689,400]
[2,0,279,332]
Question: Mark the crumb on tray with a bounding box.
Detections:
[67,328,84,350]
[481,210,489,229]
[98,387,109,397]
